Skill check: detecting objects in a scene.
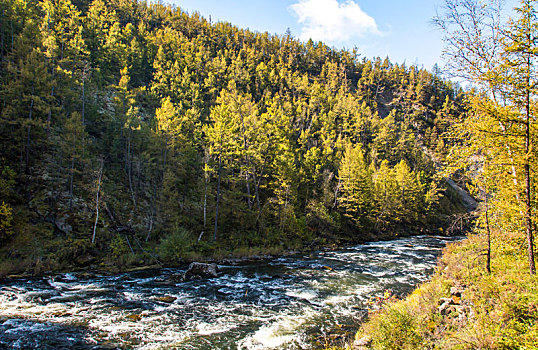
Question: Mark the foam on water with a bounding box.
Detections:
[285,289,318,301]
[239,312,313,349]
[196,321,236,335]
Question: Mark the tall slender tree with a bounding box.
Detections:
[435,0,538,273]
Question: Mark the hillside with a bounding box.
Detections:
[0,0,468,275]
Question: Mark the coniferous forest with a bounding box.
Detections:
[2,0,538,349]
[0,0,468,274]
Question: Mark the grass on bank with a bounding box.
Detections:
[353,232,538,349]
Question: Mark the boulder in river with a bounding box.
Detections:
[156,296,177,303]
[183,262,218,280]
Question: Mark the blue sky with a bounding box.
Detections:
[167,0,519,70]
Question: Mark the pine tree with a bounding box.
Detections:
[338,142,373,228]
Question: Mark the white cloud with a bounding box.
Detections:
[289,0,380,42]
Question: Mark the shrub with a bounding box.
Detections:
[158,227,194,263]
[368,303,424,350]
[0,201,13,242]
[110,235,129,259]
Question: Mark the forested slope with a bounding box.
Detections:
[0,0,468,274]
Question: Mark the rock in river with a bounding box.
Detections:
[183,262,219,280]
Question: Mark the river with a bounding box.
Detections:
[0,235,457,349]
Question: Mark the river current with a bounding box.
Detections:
[0,235,456,349]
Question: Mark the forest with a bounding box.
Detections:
[1,0,538,348]
[0,0,468,274]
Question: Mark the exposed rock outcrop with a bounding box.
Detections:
[445,178,478,211]
[438,285,469,322]
[353,335,372,349]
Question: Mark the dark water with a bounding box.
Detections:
[0,236,457,349]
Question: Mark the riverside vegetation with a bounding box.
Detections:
[355,233,538,350]
[0,0,469,276]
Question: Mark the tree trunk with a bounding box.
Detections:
[204,173,208,229]
[145,212,154,242]
[252,168,264,229]
[525,74,535,274]
[162,136,168,181]
[81,69,86,157]
[245,171,252,209]
[252,170,262,217]
[498,121,521,202]
[47,85,54,136]
[484,177,491,274]
[81,70,86,126]
[10,19,13,52]
[333,178,341,209]
[124,234,135,256]
[69,152,75,211]
[25,88,35,174]
[145,183,157,242]
[0,8,4,61]
[127,129,136,208]
[92,159,104,244]
[235,94,253,209]
[45,52,56,136]
[525,161,534,274]
[213,154,222,242]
